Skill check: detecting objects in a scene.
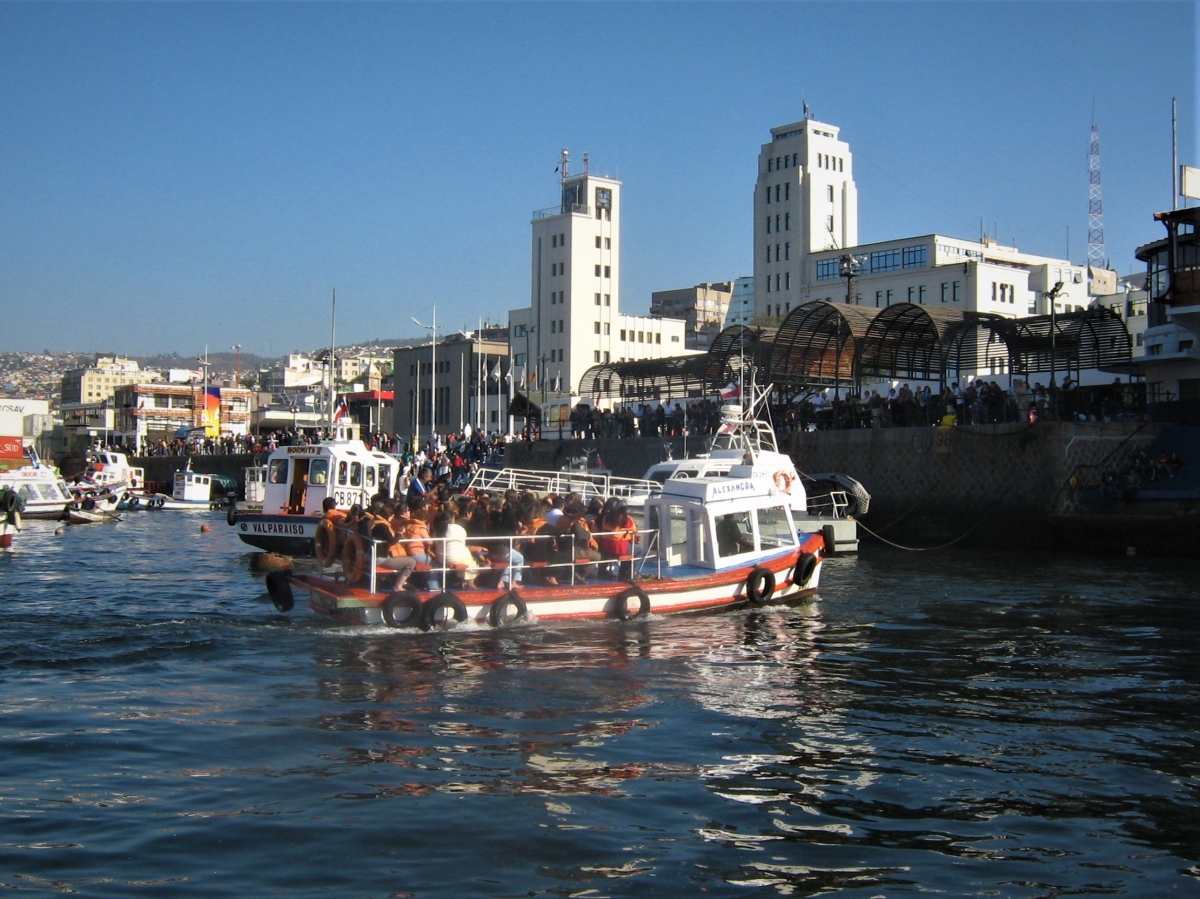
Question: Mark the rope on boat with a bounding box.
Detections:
[854,508,995,552]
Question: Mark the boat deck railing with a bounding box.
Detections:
[342,527,663,596]
[464,467,660,503]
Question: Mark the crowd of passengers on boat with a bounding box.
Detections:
[318,486,646,592]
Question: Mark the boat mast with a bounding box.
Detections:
[328,288,337,435]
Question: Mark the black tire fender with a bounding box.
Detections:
[341,530,367,583]
[129,495,140,509]
[613,585,651,620]
[265,570,294,613]
[314,519,340,568]
[421,592,468,631]
[793,553,818,588]
[382,591,423,628]
[746,566,776,605]
[0,491,15,514]
[489,589,528,627]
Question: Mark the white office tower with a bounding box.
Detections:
[510,152,687,431]
[754,116,859,320]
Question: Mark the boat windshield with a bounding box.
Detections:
[309,459,329,486]
[268,459,289,484]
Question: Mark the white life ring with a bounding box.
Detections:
[773,470,794,494]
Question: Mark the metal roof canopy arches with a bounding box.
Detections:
[577,305,1132,406]
[1004,306,1132,379]
[769,302,875,396]
[706,325,775,389]
[943,312,1018,386]
[576,355,709,403]
[857,303,964,384]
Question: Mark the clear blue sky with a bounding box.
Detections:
[1,2,1193,357]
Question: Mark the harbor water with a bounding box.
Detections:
[1,513,1197,897]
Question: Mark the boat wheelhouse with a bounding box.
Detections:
[230,425,401,555]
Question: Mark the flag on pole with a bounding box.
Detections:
[333,395,349,422]
[518,364,527,390]
[504,365,513,390]
[490,361,500,382]
[720,380,741,400]
[529,366,537,388]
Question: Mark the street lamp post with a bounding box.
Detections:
[1045,280,1064,419]
[836,254,867,418]
[412,305,439,449]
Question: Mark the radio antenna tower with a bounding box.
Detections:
[1087,116,1107,270]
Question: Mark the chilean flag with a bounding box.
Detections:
[333,395,349,422]
[720,381,741,400]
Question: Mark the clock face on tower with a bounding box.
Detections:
[596,188,612,210]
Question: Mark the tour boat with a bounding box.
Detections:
[140,461,239,511]
[638,388,869,554]
[0,446,75,520]
[67,450,132,514]
[466,383,869,554]
[264,468,825,630]
[229,424,401,556]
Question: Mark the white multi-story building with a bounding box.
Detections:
[509,154,688,431]
[754,116,859,319]
[725,277,754,328]
[801,234,1089,316]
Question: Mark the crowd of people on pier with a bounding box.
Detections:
[780,376,1142,432]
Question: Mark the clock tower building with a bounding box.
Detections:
[509,151,687,433]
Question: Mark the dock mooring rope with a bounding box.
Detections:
[854,509,995,552]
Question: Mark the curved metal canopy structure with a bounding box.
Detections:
[769,301,875,392]
[576,304,1133,404]
[857,303,963,382]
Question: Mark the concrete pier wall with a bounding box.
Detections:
[505,421,1164,550]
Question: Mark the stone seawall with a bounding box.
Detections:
[506,421,1163,551]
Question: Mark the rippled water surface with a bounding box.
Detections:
[1,513,1197,897]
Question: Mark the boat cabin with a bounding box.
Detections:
[263,439,400,516]
[243,466,266,504]
[644,475,799,571]
[172,469,239,503]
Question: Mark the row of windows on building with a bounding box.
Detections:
[766,213,791,234]
[936,244,983,261]
[815,245,929,281]
[765,183,791,204]
[766,152,799,172]
[550,232,611,252]
[408,360,453,376]
[816,153,843,171]
[765,272,792,293]
[766,243,790,263]
[549,262,612,279]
